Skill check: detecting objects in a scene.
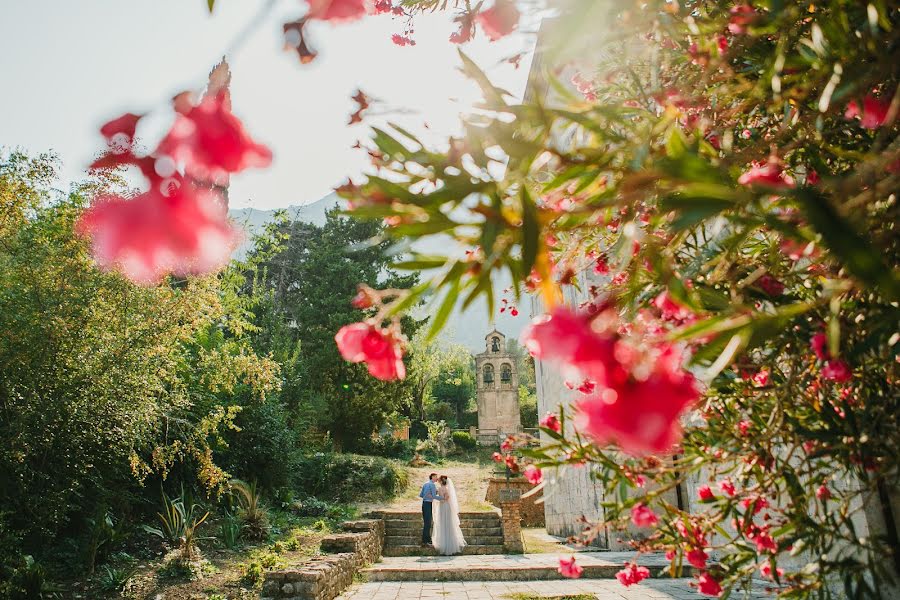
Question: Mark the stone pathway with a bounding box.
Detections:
[363,552,674,582]
[337,578,773,599]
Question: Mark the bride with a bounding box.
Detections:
[432,475,467,555]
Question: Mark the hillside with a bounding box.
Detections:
[228,195,526,351]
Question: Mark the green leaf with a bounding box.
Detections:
[207,0,216,13]
[665,127,688,159]
[520,187,539,278]
[794,188,900,301]
[392,257,449,271]
[371,127,409,159]
[457,50,509,108]
[427,278,461,340]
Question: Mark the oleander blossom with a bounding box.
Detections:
[558,556,583,578]
[76,180,239,285]
[845,94,892,129]
[156,92,272,185]
[738,160,795,189]
[335,322,406,380]
[524,464,543,484]
[306,0,369,22]
[522,305,700,455]
[697,572,723,597]
[615,562,650,587]
[539,412,561,433]
[476,0,520,41]
[630,503,659,528]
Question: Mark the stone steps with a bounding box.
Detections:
[384,523,502,534]
[379,510,506,558]
[382,545,506,557]
[385,534,504,546]
[363,552,677,582]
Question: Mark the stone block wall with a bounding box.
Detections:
[485,478,545,527]
[498,489,525,553]
[261,519,384,600]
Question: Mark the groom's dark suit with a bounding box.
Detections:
[418,479,442,544]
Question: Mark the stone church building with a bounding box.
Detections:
[474,330,521,437]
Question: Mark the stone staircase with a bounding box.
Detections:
[372,510,505,557]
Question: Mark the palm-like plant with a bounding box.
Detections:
[228,479,269,541]
[144,491,209,561]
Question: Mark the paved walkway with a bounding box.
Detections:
[337,578,772,599]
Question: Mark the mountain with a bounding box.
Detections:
[228,195,526,352]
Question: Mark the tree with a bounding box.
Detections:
[249,209,418,451]
[0,151,279,561]
[405,329,473,425]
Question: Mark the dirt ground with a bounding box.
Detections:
[360,457,499,514]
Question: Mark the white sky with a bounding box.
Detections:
[0,0,535,209]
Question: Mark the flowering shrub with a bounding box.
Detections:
[331,1,899,597]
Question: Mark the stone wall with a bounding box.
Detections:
[498,489,524,553]
[261,519,384,600]
[485,478,545,527]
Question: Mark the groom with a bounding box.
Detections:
[418,473,443,546]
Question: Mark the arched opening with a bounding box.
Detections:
[483,364,495,386]
[491,336,501,353]
[500,363,512,384]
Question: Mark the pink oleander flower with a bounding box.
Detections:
[335,322,406,380]
[750,528,778,553]
[751,369,769,387]
[756,274,785,297]
[686,548,709,569]
[306,0,368,22]
[760,559,784,580]
[523,306,700,455]
[491,451,503,462]
[540,412,561,433]
[616,562,650,587]
[728,4,756,34]
[653,290,694,323]
[76,180,239,285]
[738,420,751,436]
[697,485,715,501]
[631,503,659,528]
[156,92,271,185]
[822,359,852,382]
[738,161,795,189]
[811,332,830,361]
[558,556,583,578]
[718,478,736,497]
[697,571,723,597]
[845,94,892,129]
[575,342,700,455]
[524,465,543,484]
[476,0,519,41]
[391,34,416,46]
[816,484,831,500]
[99,112,143,151]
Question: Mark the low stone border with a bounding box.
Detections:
[260,519,384,600]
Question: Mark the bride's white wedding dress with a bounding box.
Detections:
[432,479,467,555]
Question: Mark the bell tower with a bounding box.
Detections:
[475,330,521,437]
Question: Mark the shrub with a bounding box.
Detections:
[143,492,209,562]
[451,431,476,450]
[217,400,298,491]
[355,435,414,459]
[219,511,242,549]
[293,453,408,503]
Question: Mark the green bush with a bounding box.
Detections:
[451,431,476,450]
[293,453,408,503]
[217,401,298,491]
[355,435,413,459]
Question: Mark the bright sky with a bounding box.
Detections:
[0,1,535,209]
